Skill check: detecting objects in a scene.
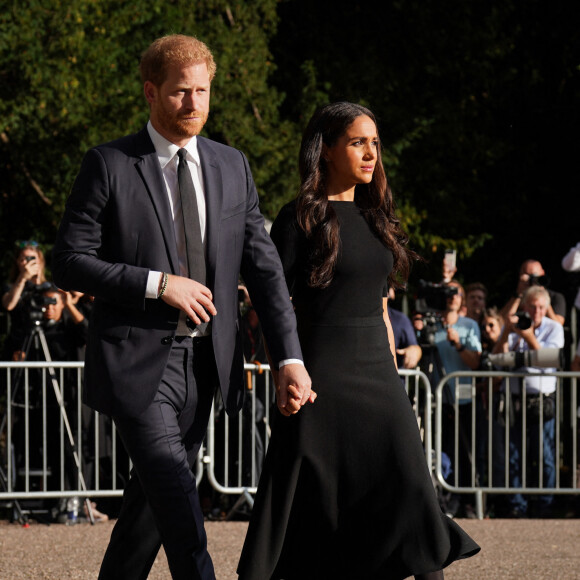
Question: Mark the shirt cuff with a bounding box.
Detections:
[278,358,304,368]
[146,271,162,299]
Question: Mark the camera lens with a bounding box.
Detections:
[515,311,532,330]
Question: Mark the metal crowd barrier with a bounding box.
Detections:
[0,361,433,522]
[434,370,580,519]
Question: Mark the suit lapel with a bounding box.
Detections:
[133,128,180,273]
[198,137,223,290]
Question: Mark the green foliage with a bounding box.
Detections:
[0,0,293,279]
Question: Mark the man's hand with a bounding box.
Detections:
[276,363,316,417]
[161,274,217,324]
[396,345,422,369]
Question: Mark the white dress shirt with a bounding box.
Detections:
[143,122,301,368]
[145,121,207,336]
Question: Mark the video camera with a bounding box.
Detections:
[414,280,458,314]
[20,282,57,326]
[413,280,459,346]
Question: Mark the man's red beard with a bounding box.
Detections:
[173,112,209,137]
[155,100,209,138]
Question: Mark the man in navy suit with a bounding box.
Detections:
[53,34,313,580]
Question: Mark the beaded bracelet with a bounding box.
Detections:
[158,272,169,298]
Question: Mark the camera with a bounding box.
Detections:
[24,256,36,263]
[20,282,57,326]
[528,274,549,287]
[415,280,458,314]
[514,311,532,330]
[416,312,442,346]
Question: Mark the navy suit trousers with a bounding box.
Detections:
[98,336,218,580]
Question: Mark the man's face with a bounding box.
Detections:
[446,283,464,313]
[521,260,545,285]
[523,296,548,328]
[466,290,486,318]
[145,62,211,147]
[43,292,64,322]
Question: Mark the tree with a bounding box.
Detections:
[0,0,296,277]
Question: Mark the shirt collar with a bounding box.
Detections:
[147,121,200,169]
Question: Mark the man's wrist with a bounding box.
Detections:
[279,358,304,369]
[146,271,162,299]
[157,272,169,298]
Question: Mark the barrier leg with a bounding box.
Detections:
[225,488,254,521]
[475,489,484,520]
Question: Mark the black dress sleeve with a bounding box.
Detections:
[269,201,303,296]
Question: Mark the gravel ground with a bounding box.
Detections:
[2,517,580,579]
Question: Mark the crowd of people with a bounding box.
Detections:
[393,253,578,519]
[1,224,579,530]
[0,240,110,523]
[2,205,580,528]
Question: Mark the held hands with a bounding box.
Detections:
[160,274,217,324]
[275,363,316,417]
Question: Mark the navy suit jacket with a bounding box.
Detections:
[53,127,302,417]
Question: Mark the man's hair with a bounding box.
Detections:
[139,34,217,86]
[465,282,488,298]
[523,285,551,306]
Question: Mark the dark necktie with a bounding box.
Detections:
[177,148,207,332]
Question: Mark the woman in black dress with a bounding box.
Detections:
[237,102,480,580]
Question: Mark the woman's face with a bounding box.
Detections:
[483,316,502,342]
[323,115,378,191]
[17,248,39,269]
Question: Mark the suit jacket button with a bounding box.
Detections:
[161,336,173,345]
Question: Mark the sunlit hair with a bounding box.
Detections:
[139,34,217,86]
[522,285,551,306]
[9,244,46,284]
[296,101,417,289]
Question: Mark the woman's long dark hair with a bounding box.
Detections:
[296,101,417,289]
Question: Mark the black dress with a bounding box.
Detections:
[237,200,480,580]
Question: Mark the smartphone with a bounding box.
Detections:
[444,249,456,272]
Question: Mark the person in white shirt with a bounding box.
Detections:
[492,285,565,517]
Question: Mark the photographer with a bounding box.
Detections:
[491,285,565,517]
[500,259,566,326]
[37,285,88,359]
[426,281,482,387]
[1,241,47,359]
[8,285,106,521]
[417,279,482,517]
